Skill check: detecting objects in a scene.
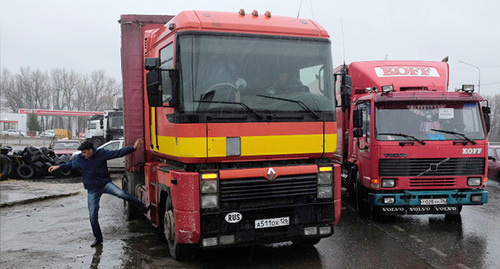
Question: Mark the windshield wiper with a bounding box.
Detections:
[378,132,426,145]
[256,94,320,120]
[195,100,264,120]
[430,129,477,145]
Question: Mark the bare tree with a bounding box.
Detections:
[0,68,24,112]
[16,67,50,110]
[84,70,119,111]
[50,68,81,130]
[486,94,500,142]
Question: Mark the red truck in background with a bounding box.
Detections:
[119,10,340,259]
[334,60,491,216]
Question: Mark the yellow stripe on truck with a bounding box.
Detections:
[155,134,337,158]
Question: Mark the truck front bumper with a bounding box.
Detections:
[368,189,488,215]
[199,202,334,248]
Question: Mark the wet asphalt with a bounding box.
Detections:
[1,175,500,268]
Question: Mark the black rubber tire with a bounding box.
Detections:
[355,171,370,216]
[17,164,35,179]
[1,154,13,180]
[123,173,139,220]
[59,155,70,162]
[92,138,104,148]
[164,196,195,260]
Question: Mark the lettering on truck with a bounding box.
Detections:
[374,66,440,77]
[463,148,482,155]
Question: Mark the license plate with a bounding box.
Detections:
[420,198,447,205]
[255,217,290,229]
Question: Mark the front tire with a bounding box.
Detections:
[163,198,194,260]
[354,171,370,216]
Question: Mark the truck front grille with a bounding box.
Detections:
[219,174,317,206]
[409,177,455,187]
[379,158,484,177]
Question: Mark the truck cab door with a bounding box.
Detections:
[352,102,372,185]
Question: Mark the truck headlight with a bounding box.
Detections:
[318,171,333,185]
[317,186,333,199]
[201,194,219,209]
[381,178,396,188]
[201,179,218,194]
[467,177,482,187]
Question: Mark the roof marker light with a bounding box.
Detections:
[265,11,272,18]
[252,10,259,17]
[239,9,245,16]
[381,85,395,94]
[462,84,474,93]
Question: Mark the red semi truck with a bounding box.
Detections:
[334,60,490,216]
[119,10,340,259]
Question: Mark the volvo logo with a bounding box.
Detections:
[267,168,277,181]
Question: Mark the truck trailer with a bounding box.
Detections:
[119,10,341,259]
[334,60,490,216]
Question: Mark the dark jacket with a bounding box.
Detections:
[59,146,135,190]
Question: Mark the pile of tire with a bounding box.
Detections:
[0,146,72,180]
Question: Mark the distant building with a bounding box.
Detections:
[0,112,27,133]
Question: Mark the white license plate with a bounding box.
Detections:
[255,217,290,229]
[420,198,447,205]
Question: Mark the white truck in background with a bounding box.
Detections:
[84,95,123,147]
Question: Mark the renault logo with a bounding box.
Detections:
[267,168,277,181]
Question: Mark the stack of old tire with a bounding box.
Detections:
[0,146,72,180]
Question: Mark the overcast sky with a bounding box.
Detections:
[1,0,499,96]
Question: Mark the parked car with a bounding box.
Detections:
[488,145,500,181]
[2,129,27,137]
[40,130,56,137]
[70,139,125,171]
[50,139,81,156]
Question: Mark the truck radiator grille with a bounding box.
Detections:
[219,174,317,203]
[379,158,484,177]
[409,178,455,187]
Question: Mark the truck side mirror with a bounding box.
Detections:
[145,57,161,70]
[341,75,352,110]
[99,118,104,129]
[482,106,491,133]
[353,128,363,138]
[353,109,363,128]
[146,70,163,107]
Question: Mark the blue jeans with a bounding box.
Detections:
[87,181,146,241]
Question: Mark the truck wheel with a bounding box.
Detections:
[163,198,193,260]
[92,138,104,148]
[123,173,139,220]
[354,171,370,216]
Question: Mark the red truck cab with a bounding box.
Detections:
[334,61,490,216]
[120,10,340,259]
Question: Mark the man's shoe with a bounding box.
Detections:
[142,204,152,214]
[91,239,103,247]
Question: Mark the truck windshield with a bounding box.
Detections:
[375,101,486,141]
[177,34,334,117]
[107,112,123,130]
